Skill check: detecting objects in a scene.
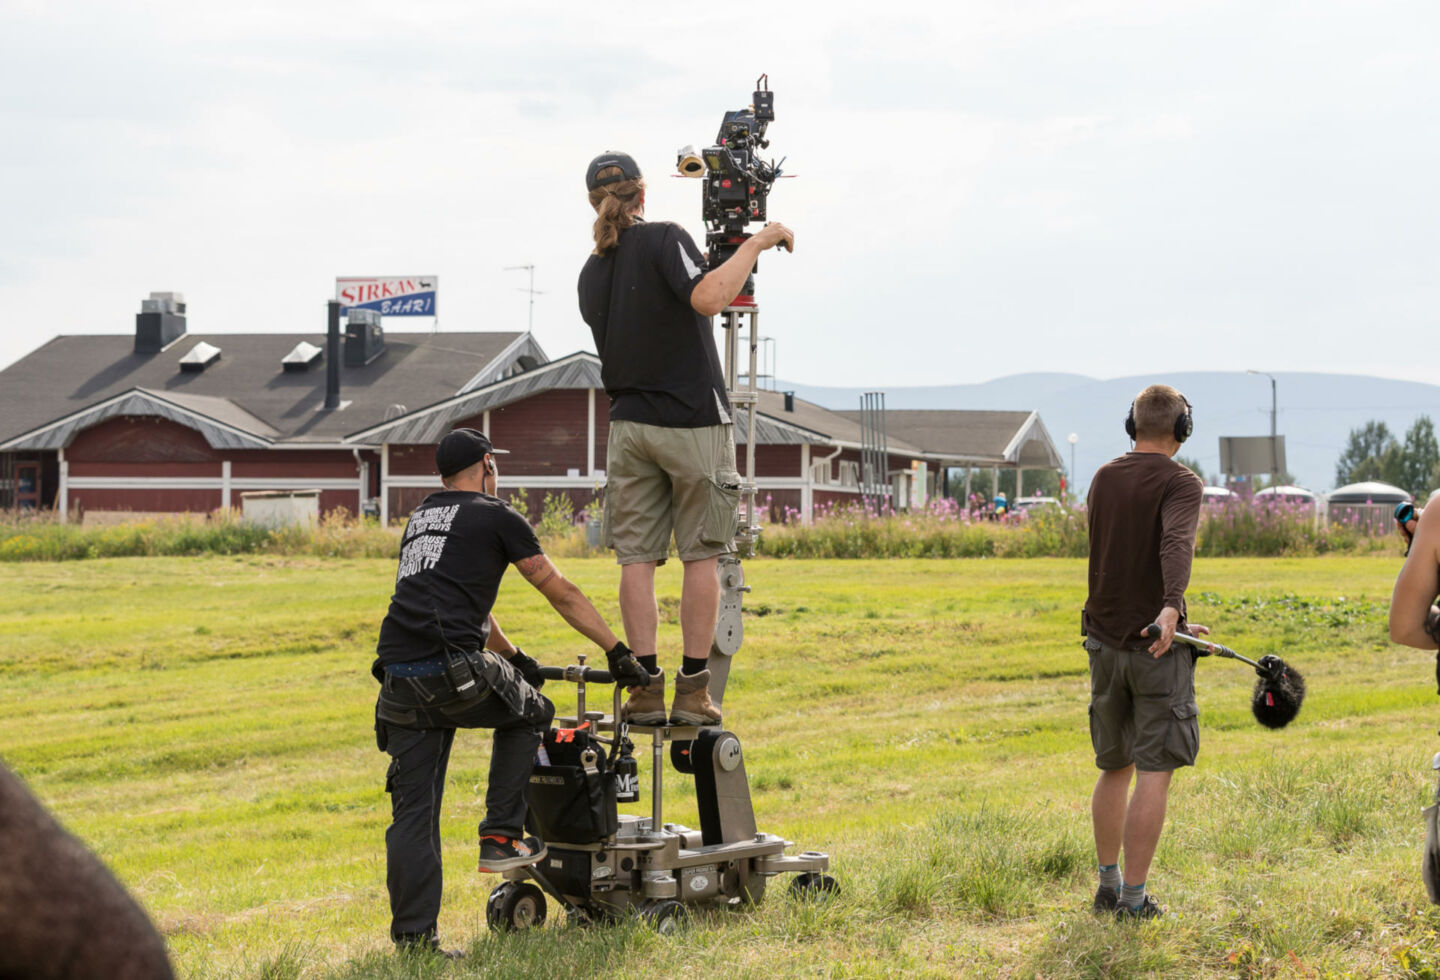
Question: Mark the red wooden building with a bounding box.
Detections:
[346,353,1063,523]
[0,294,1063,524]
[0,294,543,520]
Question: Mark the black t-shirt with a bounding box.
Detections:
[577,219,732,428]
[373,490,543,678]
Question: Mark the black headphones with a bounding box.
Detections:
[1125,394,1193,444]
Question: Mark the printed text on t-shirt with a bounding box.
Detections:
[396,505,459,581]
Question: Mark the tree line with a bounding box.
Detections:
[1335,416,1439,496]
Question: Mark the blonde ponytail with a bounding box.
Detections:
[589,168,645,255]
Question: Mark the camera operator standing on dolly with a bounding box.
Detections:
[372,427,645,957]
[1083,384,1207,920]
[576,151,793,726]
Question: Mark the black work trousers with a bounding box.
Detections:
[377,665,554,945]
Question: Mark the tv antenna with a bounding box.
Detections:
[503,264,545,333]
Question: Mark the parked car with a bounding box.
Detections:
[1011,495,1061,513]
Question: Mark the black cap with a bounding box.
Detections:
[586,151,642,191]
[435,428,507,479]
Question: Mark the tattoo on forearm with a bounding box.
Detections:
[515,554,556,588]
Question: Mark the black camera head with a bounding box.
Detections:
[694,75,784,284]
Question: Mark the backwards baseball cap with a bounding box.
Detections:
[436,427,508,479]
[585,151,643,191]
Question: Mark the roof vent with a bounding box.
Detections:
[135,291,188,353]
[179,341,221,372]
[142,292,186,315]
[282,341,324,372]
[345,308,386,367]
[384,403,408,420]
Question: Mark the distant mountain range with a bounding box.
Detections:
[777,372,1440,494]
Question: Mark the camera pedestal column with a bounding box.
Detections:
[709,300,760,709]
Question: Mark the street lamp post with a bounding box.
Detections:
[1067,433,1078,496]
[1246,369,1278,478]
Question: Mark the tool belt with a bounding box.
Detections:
[375,649,549,738]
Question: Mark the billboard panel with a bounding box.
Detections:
[336,276,437,316]
[1219,435,1286,476]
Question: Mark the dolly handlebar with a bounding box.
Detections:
[1140,624,1259,669]
[538,664,617,685]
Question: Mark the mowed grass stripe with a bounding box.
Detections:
[6,555,1440,977]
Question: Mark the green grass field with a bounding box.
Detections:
[4,555,1440,978]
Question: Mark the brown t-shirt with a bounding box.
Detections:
[1084,451,1204,649]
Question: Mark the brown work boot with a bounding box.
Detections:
[671,669,722,726]
[621,669,666,725]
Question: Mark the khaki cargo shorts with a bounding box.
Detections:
[1086,636,1199,772]
[604,421,740,565]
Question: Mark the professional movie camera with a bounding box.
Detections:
[676,75,786,295]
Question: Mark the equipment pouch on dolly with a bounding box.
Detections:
[526,726,618,844]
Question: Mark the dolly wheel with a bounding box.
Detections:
[789,872,839,900]
[643,899,689,936]
[486,881,547,932]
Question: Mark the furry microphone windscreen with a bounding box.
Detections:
[1252,659,1306,729]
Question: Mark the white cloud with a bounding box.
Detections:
[1,0,1438,392]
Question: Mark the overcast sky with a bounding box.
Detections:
[2,0,1437,389]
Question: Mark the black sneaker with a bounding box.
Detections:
[1115,894,1164,920]
[1092,885,1118,912]
[478,835,547,873]
[394,936,463,960]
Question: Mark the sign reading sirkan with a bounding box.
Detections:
[336,276,437,316]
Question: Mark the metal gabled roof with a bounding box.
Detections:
[351,351,862,449]
[457,333,550,393]
[0,330,539,445]
[347,351,604,444]
[732,407,830,446]
[0,388,278,451]
[837,408,1064,467]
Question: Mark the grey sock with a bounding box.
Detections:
[1098,864,1121,890]
[1119,881,1146,908]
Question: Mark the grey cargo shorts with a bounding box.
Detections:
[604,420,740,564]
[1086,636,1200,772]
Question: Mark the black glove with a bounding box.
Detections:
[507,648,544,690]
[606,641,651,688]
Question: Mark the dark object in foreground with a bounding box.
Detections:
[0,759,174,980]
[1141,625,1306,729]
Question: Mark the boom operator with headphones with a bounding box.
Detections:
[1125,394,1193,444]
